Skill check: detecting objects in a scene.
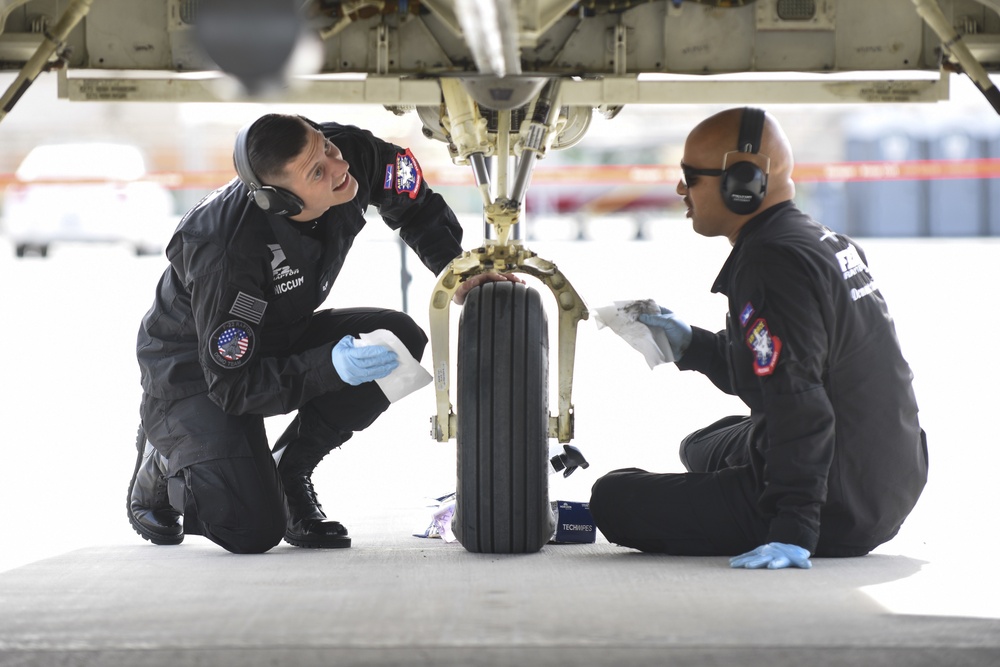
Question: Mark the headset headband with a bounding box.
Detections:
[737,107,766,154]
[233,123,262,193]
[232,120,304,216]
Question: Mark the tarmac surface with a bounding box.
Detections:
[1,221,999,665]
[2,524,998,667]
[0,514,1000,667]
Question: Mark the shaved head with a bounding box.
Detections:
[688,107,795,198]
[679,108,796,243]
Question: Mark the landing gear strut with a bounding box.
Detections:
[427,77,590,554]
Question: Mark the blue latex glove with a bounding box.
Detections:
[730,543,813,570]
[637,307,692,361]
[331,335,399,386]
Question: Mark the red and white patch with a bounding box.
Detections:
[745,318,782,376]
[395,149,422,199]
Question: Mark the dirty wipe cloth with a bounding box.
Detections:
[593,299,676,369]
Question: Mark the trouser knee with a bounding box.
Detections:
[194,498,286,554]
[678,436,695,472]
[170,457,286,555]
[378,311,428,360]
[679,415,753,473]
[589,468,641,530]
[207,523,285,555]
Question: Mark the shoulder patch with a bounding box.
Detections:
[739,301,756,327]
[229,291,267,325]
[395,148,422,199]
[745,318,782,377]
[383,163,394,190]
[211,320,255,369]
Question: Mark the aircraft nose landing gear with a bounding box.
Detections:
[427,77,590,554]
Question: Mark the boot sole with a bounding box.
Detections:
[127,425,184,546]
[128,513,184,546]
[284,534,352,549]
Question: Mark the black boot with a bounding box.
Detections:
[281,472,351,548]
[273,437,351,549]
[127,426,183,546]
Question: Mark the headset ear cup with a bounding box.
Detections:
[252,186,304,216]
[273,187,304,216]
[251,189,274,210]
[721,161,767,215]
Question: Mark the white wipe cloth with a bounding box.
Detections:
[357,329,433,403]
[593,299,677,369]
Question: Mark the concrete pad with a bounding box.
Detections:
[1,508,998,667]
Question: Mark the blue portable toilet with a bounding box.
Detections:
[925,115,988,237]
[811,181,847,234]
[843,112,926,237]
[984,120,1000,237]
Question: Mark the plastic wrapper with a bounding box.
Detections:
[412,492,458,543]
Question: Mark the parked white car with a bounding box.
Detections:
[1,142,175,257]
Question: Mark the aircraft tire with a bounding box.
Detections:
[455,281,553,554]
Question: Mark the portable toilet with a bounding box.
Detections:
[925,115,988,237]
[984,120,1000,237]
[843,112,927,237]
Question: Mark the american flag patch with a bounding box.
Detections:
[211,320,255,369]
[217,327,249,361]
[230,291,267,324]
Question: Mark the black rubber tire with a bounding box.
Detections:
[455,281,553,554]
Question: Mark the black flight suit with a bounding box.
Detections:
[136,122,463,553]
[591,201,928,557]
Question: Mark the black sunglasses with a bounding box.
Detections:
[680,162,724,187]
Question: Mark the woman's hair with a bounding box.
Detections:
[246,114,316,183]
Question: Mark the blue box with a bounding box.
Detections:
[550,500,596,544]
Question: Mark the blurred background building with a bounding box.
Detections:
[2,70,999,246]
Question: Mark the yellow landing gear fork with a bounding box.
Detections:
[427,76,589,446]
[429,242,588,444]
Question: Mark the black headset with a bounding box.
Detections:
[233,122,305,217]
[720,107,770,215]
